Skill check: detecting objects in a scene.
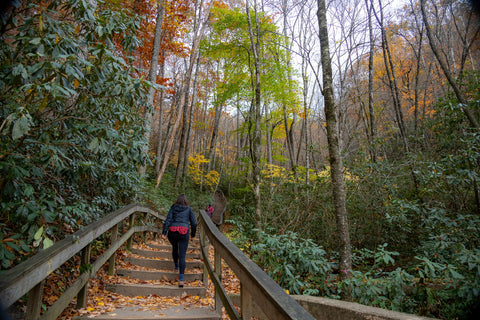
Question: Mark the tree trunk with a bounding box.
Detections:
[302,61,310,185]
[174,84,189,187]
[181,52,202,190]
[282,106,297,171]
[155,54,166,173]
[374,0,409,151]
[420,0,479,128]
[246,0,262,231]
[208,101,223,172]
[316,0,352,287]
[155,0,213,187]
[366,0,376,162]
[157,87,181,171]
[409,0,424,140]
[265,103,273,165]
[155,89,186,188]
[280,0,299,194]
[177,0,206,188]
[139,0,164,175]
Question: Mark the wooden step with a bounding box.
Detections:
[106,283,207,297]
[124,257,203,270]
[131,248,200,259]
[147,243,200,252]
[74,305,220,320]
[116,269,203,282]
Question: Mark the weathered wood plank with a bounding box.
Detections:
[214,245,222,313]
[26,279,44,320]
[116,269,202,281]
[127,213,136,250]
[200,236,239,320]
[76,243,92,308]
[105,283,207,297]
[200,227,209,289]
[108,223,119,275]
[130,248,200,259]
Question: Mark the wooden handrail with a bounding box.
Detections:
[0,204,164,319]
[198,210,315,320]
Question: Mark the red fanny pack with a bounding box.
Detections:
[169,226,188,235]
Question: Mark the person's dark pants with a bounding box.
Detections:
[167,231,189,275]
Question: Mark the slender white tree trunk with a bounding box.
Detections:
[139,1,164,175]
[316,0,352,286]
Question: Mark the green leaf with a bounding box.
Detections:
[88,137,99,152]
[29,38,42,45]
[43,237,54,249]
[12,64,26,78]
[23,184,35,197]
[34,226,44,241]
[4,249,15,260]
[2,259,11,269]
[448,267,464,280]
[43,211,56,223]
[20,241,31,252]
[6,242,21,252]
[12,115,31,140]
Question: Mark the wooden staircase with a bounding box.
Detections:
[76,237,221,320]
[1,205,315,320]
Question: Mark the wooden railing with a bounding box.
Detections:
[0,204,318,320]
[0,204,165,320]
[198,210,316,320]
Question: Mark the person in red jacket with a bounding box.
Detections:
[162,195,197,288]
[206,204,213,218]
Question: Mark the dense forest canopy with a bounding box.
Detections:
[1,0,479,318]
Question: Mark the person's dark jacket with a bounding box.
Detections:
[162,204,197,237]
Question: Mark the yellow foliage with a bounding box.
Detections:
[261,163,288,179]
[316,166,359,182]
[204,170,220,189]
[261,163,358,184]
[187,153,219,190]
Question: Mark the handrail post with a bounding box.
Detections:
[241,283,252,320]
[26,279,45,320]
[142,212,148,241]
[241,282,267,320]
[76,243,91,309]
[214,246,222,313]
[200,225,209,288]
[108,223,119,276]
[127,213,136,250]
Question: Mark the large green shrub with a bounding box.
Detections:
[0,0,152,269]
[250,230,334,295]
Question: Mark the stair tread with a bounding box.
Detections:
[146,244,200,252]
[74,305,220,320]
[80,238,211,319]
[123,257,202,270]
[106,283,207,298]
[108,282,203,288]
[131,248,200,259]
[116,269,203,281]
[126,254,201,262]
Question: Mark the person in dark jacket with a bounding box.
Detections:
[162,195,197,288]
